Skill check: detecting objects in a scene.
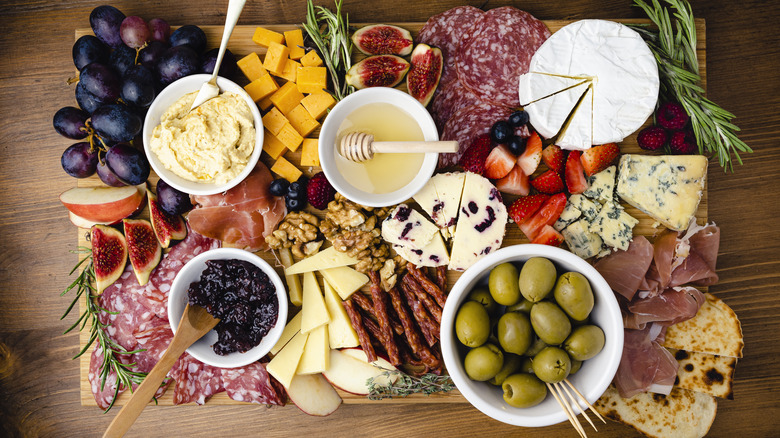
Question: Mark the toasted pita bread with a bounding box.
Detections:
[594,386,717,438]
[670,348,737,399]
[663,293,743,358]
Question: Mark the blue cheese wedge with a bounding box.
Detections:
[413,172,465,240]
[562,219,604,259]
[589,200,639,251]
[554,200,582,231]
[616,155,707,231]
[381,204,439,250]
[392,232,450,268]
[567,194,601,222]
[583,165,616,203]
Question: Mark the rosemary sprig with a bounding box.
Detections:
[61,247,147,412]
[301,0,354,101]
[629,0,752,172]
[367,369,455,400]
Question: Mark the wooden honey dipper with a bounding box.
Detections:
[339,131,459,162]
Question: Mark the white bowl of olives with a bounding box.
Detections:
[440,244,623,427]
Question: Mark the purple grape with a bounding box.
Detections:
[156,179,193,215]
[96,152,127,187]
[201,48,237,77]
[105,143,150,185]
[91,104,142,142]
[79,63,120,102]
[120,16,151,49]
[138,41,169,70]
[170,25,207,54]
[148,18,171,43]
[90,5,126,49]
[121,65,156,108]
[61,142,98,178]
[75,82,110,114]
[53,107,89,139]
[73,35,109,70]
[109,44,136,77]
[157,45,200,86]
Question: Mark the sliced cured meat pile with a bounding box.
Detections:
[613,324,679,398]
[188,162,286,251]
[418,6,549,168]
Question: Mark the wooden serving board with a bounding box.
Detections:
[76,19,707,407]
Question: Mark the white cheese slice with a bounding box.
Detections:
[556,85,593,150]
[296,324,330,375]
[267,330,309,389]
[322,280,360,349]
[286,247,358,275]
[319,266,368,300]
[301,272,330,334]
[393,231,450,267]
[381,204,439,250]
[525,81,590,141]
[413,172,466,240]
[518,72,590,106]
[270,311,303,355]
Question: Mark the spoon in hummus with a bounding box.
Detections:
[190,0,247,111]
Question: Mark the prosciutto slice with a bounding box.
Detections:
[624,286,706,330]
[614,324,679,398]
[187,162,285,251]
[593,236,654,300]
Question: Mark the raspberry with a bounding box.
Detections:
[636,125,668,151]
[656,101,690,130]
[669,130,698,155]
[306,172,335,210]
[459,133,494,175]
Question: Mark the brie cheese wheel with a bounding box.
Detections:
[520,19,659,150]
[556,86,593,150]
[524,81,590,141]
[518,72,589,106]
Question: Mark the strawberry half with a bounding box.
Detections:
[495,165,529,196]
[484,144,516,179]
[580,143,620,176]
[518,193,567,240]
[508,194,549,225]
[531,225,564,247]
[459,134,493,175]
[517,131,542,175]
[565,150,589,194]
[530,170,564,194]
[541,144,565,174]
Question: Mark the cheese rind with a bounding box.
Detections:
[556,86,593,151]
[616,154,707,231]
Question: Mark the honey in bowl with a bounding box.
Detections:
[335,102,425,194]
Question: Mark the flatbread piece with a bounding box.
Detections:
[670,348,737,399]
[663,293,744,358]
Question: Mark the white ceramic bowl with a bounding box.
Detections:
[318,87,439,207]
[441,244,623,427]
[143,74,264,196]
[167,248,288,368]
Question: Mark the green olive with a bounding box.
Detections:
[569,359,583,375]
[553,272,595,322]
[519,356,535,374]
[497,311,533,355]
[532,346,571,384]
[525,336,548,357]
[518,257,557,303]
[468,287,499,315]
[464,344,504,381]
[489,263,521,306]
[530,301,572,345]
[506,297,534,314]
[489,353,522,386]
[455,301,490,348]
[502,373,547,408]
[563,325,606,361]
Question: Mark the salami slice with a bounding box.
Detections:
[456,7,551,108]
[221,361,285,406]
[170,352,225,405]
[89,344,130,410]
[439,102,513,168]
[431,77,482,132]
[98,265,159,351]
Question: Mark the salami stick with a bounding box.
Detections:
[400,279,438,347]
[369,271,401,366]
[387,286,441,369]
[408,264,448,308]
[403,274,443,324]
[361,315,401,367]
[352,292,404,336]
[435,266,447,291]
[343,299,377,363]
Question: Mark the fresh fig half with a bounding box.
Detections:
[123,218,161,285]
[407,44,443,107]
[148,189,187,248]
[91,224,127,294]
[352,24,413,56]
[346,55,410,89]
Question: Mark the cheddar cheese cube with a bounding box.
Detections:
[262,129,287,160]
[236,52,268,82]
[262,107,290,136]
[264,42,289,76]
[284,29,306,60]
[252,27,284,47]
[296,66,328,94]
[300,50,323,67]
[244,74,279,102]
[277,123,304,152]
[278,58,301,83]
[300,92,336,120]
[271,156,302,182]
[286,104,320,137]
[259,96,274,111]
[300,138,320,167]
[270,81,305,115]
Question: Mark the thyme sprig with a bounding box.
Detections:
[61,247,147,412]
[301,0,354,101]
[629,0,752,172]
[367,369,455,400]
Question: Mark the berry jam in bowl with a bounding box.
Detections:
[168,247,288,368]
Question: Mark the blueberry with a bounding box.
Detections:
[508,110,529,127]
[269,179,289,197]
[287,177,308,199]
[507,135,526,155]
[491,120,512,143]
[286,197,302,211]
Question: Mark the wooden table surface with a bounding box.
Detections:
[1,1,778,437]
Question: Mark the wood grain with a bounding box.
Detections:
[1,1,779,437]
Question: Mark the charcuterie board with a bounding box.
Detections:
[75,19,707,407]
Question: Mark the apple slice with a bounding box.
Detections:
[69,212,113,228]
[322,349,398,395]
[286,373,342,417]
[60,186,145,223]
[341,348,398,374]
